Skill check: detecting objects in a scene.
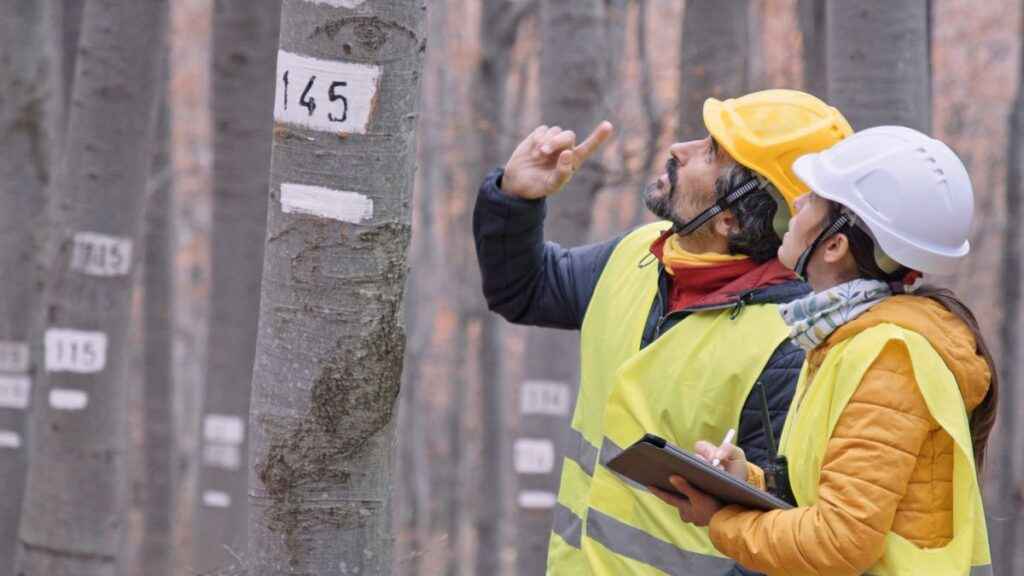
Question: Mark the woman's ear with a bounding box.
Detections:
[822,232,851,265]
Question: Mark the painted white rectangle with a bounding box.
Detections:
[304,0,367,7]
[514,438,555,475]
[45,329,107,373]
[274,50,381,134]
[0,341,30,373]
[0,375,31,409]
[0,431,21,449]
[203,414,245,445]
[49,388,88,411]
[517,490,557,510]
[202,490,232,508]
[520,380,571,417]
[70,232,133,277]
[280,183,373,224]
[202,443,242,470]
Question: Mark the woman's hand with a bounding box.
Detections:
[649,476,725,527]
[694,439,748,481]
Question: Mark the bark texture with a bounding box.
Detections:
[0,0,59,568]
[193,2,280,573]
[141,73,175,576]
[512,2,608,574]
[246,1,426,573]
[798,0,826,98]
[14,1,168,575]
[824,0,931,131]
[678,0,750,140]
[997,14,1024,572]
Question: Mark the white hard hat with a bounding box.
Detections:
[791,126,973,276]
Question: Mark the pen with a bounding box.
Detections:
[711,428,736,468]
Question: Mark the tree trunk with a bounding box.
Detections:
[0,0,60,568]
[678,0,750,140]
[797,0,826,98]
[139,65,175,576]
[246,1,426,573]
[824,0,931,131]
[510,3,608,575]
[997,9,1024,570]
[193,2,281,573]
[463,1,532,573]
[14,1,169,575]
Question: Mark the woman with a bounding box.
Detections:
[651,126,996,575]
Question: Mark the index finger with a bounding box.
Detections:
[573,121,614,162]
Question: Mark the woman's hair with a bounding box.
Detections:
[826,201,998,474]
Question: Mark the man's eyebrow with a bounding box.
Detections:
[707,137,718,159]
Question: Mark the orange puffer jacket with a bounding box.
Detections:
[708,295,991,575]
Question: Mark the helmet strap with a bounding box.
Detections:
[794,213,851,280]
[672,177,763,237]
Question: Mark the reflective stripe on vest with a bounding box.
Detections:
[546,221,795,575]
[779,323,991,576]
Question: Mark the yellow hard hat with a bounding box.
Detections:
[703,89,853,218]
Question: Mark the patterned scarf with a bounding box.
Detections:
[779,279,893,352]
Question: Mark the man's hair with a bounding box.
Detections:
[714,162,781,263]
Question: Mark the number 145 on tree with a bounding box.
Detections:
[274,50,382,135]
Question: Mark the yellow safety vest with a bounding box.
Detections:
[779,323,991,576]
[547,222,794,574]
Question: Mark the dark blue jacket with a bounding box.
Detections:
[473,168,808,477]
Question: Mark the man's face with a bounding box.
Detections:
[644,136,731,231]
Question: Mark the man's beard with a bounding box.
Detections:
[644,157,684,227]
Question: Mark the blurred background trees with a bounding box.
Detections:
[0,0,1022,574]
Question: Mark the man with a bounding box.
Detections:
[473,90,852,574]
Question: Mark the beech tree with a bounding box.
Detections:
[14,1,168,574]
[0,0,60,566]
[193,1,281,573]
[246,0,426,572]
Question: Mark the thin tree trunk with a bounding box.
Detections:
[246,1,426,573]
[193,2,281,574]
[511,3,608,575]
[678,0,750,140]
[140,79,175,576]
[797,0,826,98]
[0,0,60,567]
[463,2,533,573]
[996,7,1024,571]
[824,0,931,131]
[14,1,169,574]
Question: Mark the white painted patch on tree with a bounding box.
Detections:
[274,50,381,134]
[202,443,242,470]
[517,490,557,509]
[70,232,134,277]
[49,388,89,411]
[0,431,21,449]
[202,490,231,508]
[280,183,374,223]
[520,380,570,416]
[0,375,31,409]
[513,438,555,474]
[203,414,245,444]
[302,0,367,7]
[0,341,30,373]
[44,328,108,373]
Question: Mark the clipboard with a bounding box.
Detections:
[606,433,794,511]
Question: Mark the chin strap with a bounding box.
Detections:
[673,177,763,236]
[793,213,851,280]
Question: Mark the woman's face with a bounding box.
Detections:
[778,193,832,271]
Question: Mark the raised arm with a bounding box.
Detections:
[473,123,620,329]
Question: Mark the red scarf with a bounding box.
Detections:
[650,232,761,313]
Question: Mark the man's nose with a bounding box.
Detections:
[668,139,703,164]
